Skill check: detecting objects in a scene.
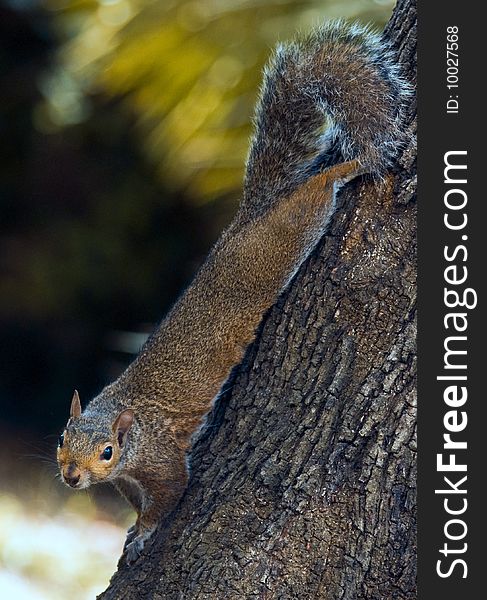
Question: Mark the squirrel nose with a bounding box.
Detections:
[64,473,80,487]
[63,464,81,488]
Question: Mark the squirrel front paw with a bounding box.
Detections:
[123,525,137,552]
[124,526,156,565]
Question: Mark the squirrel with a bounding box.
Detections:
[56,21,410,564]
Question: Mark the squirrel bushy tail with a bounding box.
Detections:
[244,20,411,207]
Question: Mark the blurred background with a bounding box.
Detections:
[0,0,395,597]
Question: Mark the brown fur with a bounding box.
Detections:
[57,161,363,562]
[57,19,409,565]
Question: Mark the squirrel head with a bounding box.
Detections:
[57,390,134,490]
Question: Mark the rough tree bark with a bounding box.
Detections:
[100,1,417,597]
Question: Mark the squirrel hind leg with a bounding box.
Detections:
[322,159,366,187]
[292,160,363,206]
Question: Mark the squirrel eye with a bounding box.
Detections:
[101,446,113,461]
[58,433,64,448]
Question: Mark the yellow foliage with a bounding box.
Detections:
[41,0,394,202]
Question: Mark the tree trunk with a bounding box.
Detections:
[100,1,417,598]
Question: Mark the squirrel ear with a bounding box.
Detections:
[70,390,82,419]
[112,409,134,447]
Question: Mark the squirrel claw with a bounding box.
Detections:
[124,528,155,565]
[123,525,137,551]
